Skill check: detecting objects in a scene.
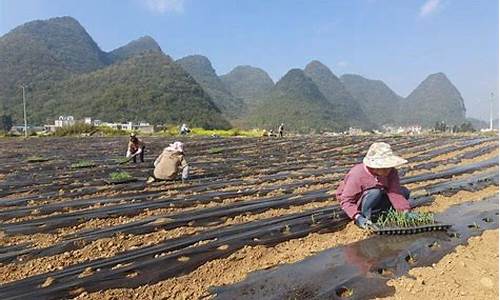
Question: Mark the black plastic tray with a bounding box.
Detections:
[374,223,452,235]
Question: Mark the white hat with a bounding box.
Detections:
[164,141,184,153]
[363,142,407,168]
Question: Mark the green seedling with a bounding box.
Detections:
[405,251,417,264]
[282,224,292,234]
[341,146,355,155]
[70,160,96,169]
[114,157,131,164]
[109,171,134,182]
[26,156,50,163]
[208,147,224,154]
[468,222,480,229]
[336,286,354,298]
[376,209,435,229]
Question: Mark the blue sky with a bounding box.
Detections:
[1,0,498,121]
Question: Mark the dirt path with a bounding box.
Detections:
[379,229,498,300]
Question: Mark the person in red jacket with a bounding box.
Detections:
[336,142,411,229]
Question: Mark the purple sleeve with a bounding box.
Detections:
[338,169,363,219]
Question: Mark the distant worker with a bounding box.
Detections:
[268,129,276,137]
[147,141,189,183]
[180,123,190,135]
[126,133,145,163]
[278,123,284,137]
[336,142,411,229]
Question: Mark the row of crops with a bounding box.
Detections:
[0,134,497,299]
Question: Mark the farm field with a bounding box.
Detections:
[0,134,498,300]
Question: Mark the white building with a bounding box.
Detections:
[43,116,155,134]
[84,117,103,126]
[100,121,155,133]
[44,116,76,132]
[381,124,422,135]
[54,116,75,127]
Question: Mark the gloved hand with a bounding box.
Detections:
[355,214,369,229]
[355,214,378,230]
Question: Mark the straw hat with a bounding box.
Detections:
[363,142,407,168]
[164,141,184,153]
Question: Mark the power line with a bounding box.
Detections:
[21,85,27,138]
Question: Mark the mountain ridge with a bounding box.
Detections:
[176,55,246,120]
[246,69,350,132]
[220,65,274,107]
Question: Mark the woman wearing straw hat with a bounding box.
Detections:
[336,142,411,229]
[147,141,189,183]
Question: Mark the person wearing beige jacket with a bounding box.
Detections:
[147,141,189,183]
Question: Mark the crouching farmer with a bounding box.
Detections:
[147,141,189,183]
[336,142,411,229]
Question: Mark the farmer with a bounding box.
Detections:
[147,141,189,183]
[336,142,411,229]
[278,123,284,137]
[180,123,190,135]
[126,133,145,163]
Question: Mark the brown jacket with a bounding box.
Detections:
[153,150,188,180]
[128,139,145,153]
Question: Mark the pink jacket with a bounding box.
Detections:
[336,164,410,219]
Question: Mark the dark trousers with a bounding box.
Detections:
[132,146,145,163]
[360,187,410,220]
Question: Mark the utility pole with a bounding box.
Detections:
[21,85,27,138]
[490,92,494,131]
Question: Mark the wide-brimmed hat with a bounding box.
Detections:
[363,142,407,168]
[164,141,184,153]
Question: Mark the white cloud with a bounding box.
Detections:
[419,0,441,17]
[144,0,185,14]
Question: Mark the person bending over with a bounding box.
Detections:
[126,133,145,163]
[336,142,411,229]
[147,141,189,183]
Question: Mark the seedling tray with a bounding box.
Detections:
[374,223,452,235]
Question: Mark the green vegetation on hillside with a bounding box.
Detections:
[176,55,247,119]
[25,53,231,129]
[0,17,230,130]
[304,61,371,129]
[107,36,162,63]
[220,65,274,106]
[340,74,403,126]
[0,16,471,132]
[0,17,109,122]
[246,69,349,133]
[403,73,466,127]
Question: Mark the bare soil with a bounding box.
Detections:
[379,229,498,300]
[0,135,496,300]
